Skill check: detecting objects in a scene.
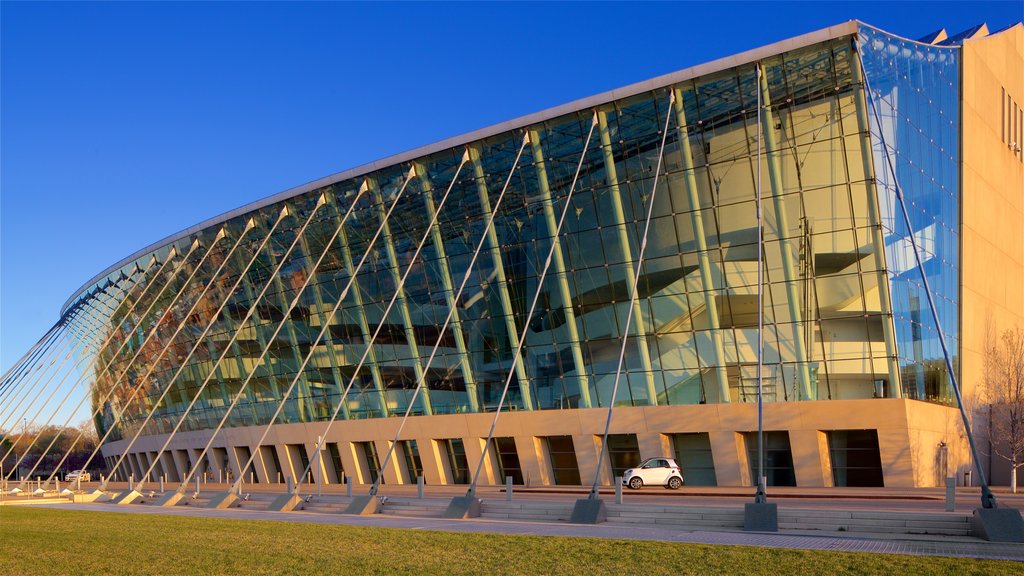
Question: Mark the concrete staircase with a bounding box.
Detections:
[381,498,448,517]
[777,508,971,536]
[480,501,575,522]
[606,504,744,529]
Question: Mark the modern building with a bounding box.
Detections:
[47,21,1023,490]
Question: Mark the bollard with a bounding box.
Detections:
[129,475,134,491]
[615,476,623,505]
[196,475,200,496]
[218,469,223,484]
[286,476,293,494]
[345,476,352,497]
[160,477,165,492]
[506,476,513,502]
[945,476,956,512]
[417,476,424,499]
[250,472,254,485]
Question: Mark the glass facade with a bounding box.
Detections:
[53,28,963,451]
[858,25,961,403]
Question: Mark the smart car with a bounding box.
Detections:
[66,470,91,482]
[621,458,683,489]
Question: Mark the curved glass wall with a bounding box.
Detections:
[56,32,945,444]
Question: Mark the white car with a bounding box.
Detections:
[66,470,91,483]
[622,458,684,489]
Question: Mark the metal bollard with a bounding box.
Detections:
[345,476,352,497]
[417,476,424,499]
[160,477,165,492]
[945,476,956,512]
[615,476,623,505]
[196,475,200,496]
[506,476,513,502]
[287,476,293,494]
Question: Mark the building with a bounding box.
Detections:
[49,21,1023,490]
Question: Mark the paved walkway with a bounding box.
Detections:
[26,501,1024,562]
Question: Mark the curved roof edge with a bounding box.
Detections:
[63,19,859,314]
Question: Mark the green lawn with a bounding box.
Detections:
[0,506,1015,575]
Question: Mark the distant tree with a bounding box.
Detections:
[983,327,1024,493]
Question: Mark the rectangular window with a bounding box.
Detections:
[605,434,641,479]
[670,432,717,486]
[259,445,282,483]
[545,435,581,485]
[177,450,193,481]
[400,440,423,483]
[744,431,796,487]
[286,444,311,484]
[440,438,470,484]
[828,430,884,487]
[326,442,344,484]
[356,441,381,484]
[233,446,256,483]
[492,437,523,484]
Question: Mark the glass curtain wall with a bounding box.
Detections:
[858,25,960,403]
[67,33,922,441]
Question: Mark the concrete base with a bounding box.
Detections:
[205,491,239,510]
[441,495,483,519]
[155,491,185,507]
[267,493,303,512]
[971,507,1024,542]
[343,494,381,516]
[112,490,143,505]
[569,498,607,524]
[75,490,107,503]
[744,502,778,532]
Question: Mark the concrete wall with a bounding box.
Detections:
[101,398,964,489]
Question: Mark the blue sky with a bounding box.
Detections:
[2,1,1021,372]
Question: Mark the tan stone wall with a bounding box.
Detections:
[961,24,1024,486]
[102,399,964,489]
[961,25,1024,398]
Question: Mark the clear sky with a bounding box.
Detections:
[2,1,1022,373]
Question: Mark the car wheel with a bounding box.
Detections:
[628,476,643,490]
[667,476,683,490]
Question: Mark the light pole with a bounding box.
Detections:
[21,418,27,481]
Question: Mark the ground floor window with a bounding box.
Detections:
[545,436,580,485]
[670,433,717,486]
[605,434,641,479]
[492,437,523,484]
[326,442,344,484]
[828,429,884,487]
[400,440,423,484]
[744,432,795,487]
[356,441,381,484]
[440,438,470,484]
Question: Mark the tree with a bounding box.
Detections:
[984,327,1024,493]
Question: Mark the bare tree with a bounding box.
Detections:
[984,327,1024,493]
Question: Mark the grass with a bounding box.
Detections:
[0,506,1016,576]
